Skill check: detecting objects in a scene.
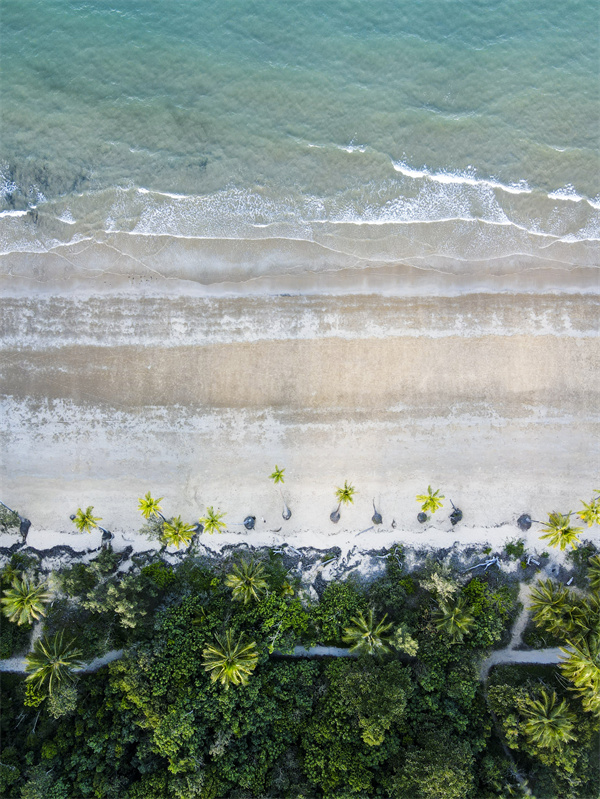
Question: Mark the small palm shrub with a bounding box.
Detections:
[1,576,51,626]
[25,631,84,696]
[342,608,393,656]
[202,629,259,690]
[225,559,268,605]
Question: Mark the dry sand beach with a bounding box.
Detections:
[0,253,598,559]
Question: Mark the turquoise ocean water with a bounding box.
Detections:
[0,0,598,282]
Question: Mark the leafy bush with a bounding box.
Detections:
[90,546,121,576]
[367,547,412,620]
[58,563,98,598]
[0,618,31,659]
[141,561,176,589]
[0,505,20,531]
[312,580,367,644]
[462,578,513,649]
[504,539,525,560]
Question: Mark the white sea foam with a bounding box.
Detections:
[392,160,531,195]
[548,186,586,203]
[0,209,29,218]
[57,209,76,225]
[137,187,191,199]
[391,160,600,210]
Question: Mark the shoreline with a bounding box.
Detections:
[1,291,598,546]
[1,232,599,298]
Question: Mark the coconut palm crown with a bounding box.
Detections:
[416,486,445,514]
[578,493,600,527]
[539,511,583,550]
[202,629,259,690]
[560,636,600,715]
[588,555,600,592]
[528,579,569,626]
[432,594,475,643]
[269,465,285,484]
[138,492,165,521]
[199,506,226,535]
[72,506,101,534]
[25,631,84,696]
[225,559,268,605]
[342,608,393,656]
[160,516,195,549]
[269,465,292,519]
[1,576,52,626]
[335,481,356,506]
[521,689,577,750]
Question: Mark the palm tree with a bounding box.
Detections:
[269,465,291,520]
[432,594,475,643]
[528,579,569,627]
[138,492,166,522]
[199,506,226,535]
[416,486,444,515]
[330,481,356,523]
[560,637,600,715]
[342,608,393,656]
[521,689,577,750]
[225,559,268,604]
[71,506,101,534]
[578,491,600,527]
[588,554,600,592]
[202,629,259,690]
[539,511,582,550]
[1,576,52,626]
[25,631,84,696]
[160,516,195,549]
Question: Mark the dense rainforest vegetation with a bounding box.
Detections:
[0,537,598,798]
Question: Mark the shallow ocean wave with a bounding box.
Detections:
[0,178,598,284]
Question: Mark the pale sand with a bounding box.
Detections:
[0,290,598,556]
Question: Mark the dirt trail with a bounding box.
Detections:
[0,649,123,674]
[479,583,564,680]
[1,586,565,677]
